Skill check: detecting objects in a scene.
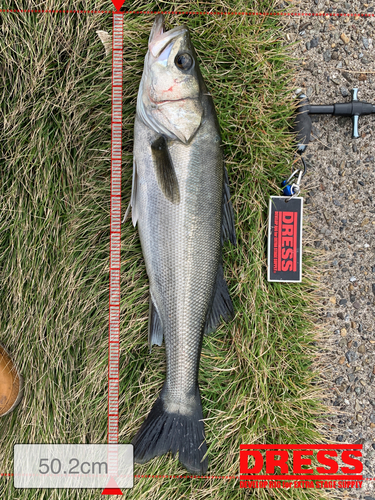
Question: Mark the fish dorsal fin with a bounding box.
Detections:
[204,262,234,335]
[151,136,180,204]
[221,166,236,245]
[148,297,163,351]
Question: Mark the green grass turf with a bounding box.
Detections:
[0,1,329,498]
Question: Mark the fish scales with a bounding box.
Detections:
[135,115,222,405]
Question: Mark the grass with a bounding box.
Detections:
[1,1,329,499]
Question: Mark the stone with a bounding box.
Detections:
[345,350,357,363]
[354,386,363,396]
[310,37,320,48]
[341,328,347,337]
[358,344,366,354]
[329,296,336,304]
[323,50,332,62]
[339,299,347,305]
[341,33,350,44]
[340,87,349,97]
[342,71,353,83]
[362,37,369,49]
[353,301,361,309]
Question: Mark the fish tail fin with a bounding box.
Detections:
[132,388,208,474]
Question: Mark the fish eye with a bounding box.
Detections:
[175,53,193,71]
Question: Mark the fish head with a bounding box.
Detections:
[138,15,205,144]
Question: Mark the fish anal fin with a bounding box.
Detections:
[148,297,163,351]
[221,166,236,246]
[151,136,180,204]
[204,262,234,335]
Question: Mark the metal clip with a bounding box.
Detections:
[281,169,303,201]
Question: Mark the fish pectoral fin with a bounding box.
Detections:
[148,298,163,350]
[96,30,112,57]
[204,262,234,335]
[221,166,236,246]
[151,135,180,204]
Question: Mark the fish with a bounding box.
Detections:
[128,14,236,474]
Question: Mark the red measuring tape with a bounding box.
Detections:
[102,11,123,496]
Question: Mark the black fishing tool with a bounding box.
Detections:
[292,87,375,153]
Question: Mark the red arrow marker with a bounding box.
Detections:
[111,0,125,11]
[102,477,123,495]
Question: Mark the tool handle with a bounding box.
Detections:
[306,105,334,114]
[292,94,311,153]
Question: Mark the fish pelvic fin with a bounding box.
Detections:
[221,166,236,246]
[204,262,234,335]
[123,159,139,226]
[132,388,208,474]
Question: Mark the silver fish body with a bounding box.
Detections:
[131,15,235,474]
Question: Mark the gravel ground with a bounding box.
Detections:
[283,1,375,497]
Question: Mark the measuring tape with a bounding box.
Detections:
[103,11,123,496]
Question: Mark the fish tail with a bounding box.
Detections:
[132,388,208,474]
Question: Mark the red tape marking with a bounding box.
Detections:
[0,9,374,16]
[102,11,123,497]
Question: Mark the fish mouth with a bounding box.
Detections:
[149,26,188,58]
[149,95,189,106]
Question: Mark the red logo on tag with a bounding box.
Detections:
[239,445,363,489]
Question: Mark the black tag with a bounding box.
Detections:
[267,196,303,283]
